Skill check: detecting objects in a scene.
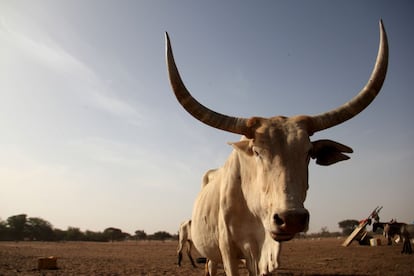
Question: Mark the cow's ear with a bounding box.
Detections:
[311,139,353,166]
[228,140,253,156]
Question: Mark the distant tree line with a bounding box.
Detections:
[0,214,176,242]
[1,214,362,242]
[295,219,366,239]
[338,219,360,236]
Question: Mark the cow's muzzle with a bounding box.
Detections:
[271,209,309,241]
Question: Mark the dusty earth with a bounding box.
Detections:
[0,237,412,275]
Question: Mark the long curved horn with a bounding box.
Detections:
[165,33,252,136]
[309,20,389,133]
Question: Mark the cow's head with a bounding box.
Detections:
[165,21,388,241]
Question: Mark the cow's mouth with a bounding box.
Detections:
[270,231,295,242]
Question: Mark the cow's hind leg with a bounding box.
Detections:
[186,240,197,268]
[177,240,184,266]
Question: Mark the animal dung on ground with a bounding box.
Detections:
[37,256,58,270]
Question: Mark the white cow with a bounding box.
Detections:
[177,219,197,268]
[166,20,388,276]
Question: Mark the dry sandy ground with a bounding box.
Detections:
[0,237,412,275]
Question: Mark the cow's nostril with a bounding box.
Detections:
[273,214,284,226]
[274,209,309,233]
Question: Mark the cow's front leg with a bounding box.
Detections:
[219,238,240,275]
[219,246,239,275]
[218,218,240,275]
[257,235,281,275]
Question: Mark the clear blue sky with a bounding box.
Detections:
[1,1,413,234]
